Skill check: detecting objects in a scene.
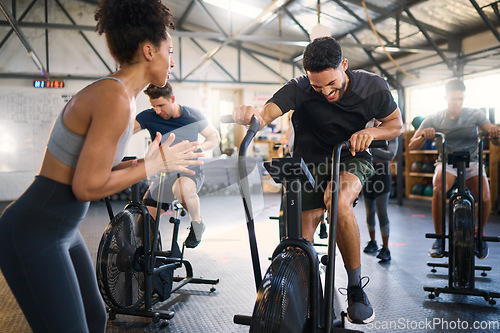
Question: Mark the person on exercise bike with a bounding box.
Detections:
[134,83,220,248]
[0,1,203,332]
[408,79,500,259]
[232,36,403,325]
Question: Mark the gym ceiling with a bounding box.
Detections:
[1,0,500,89]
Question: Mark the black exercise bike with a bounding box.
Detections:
[226,115,386,332]
[96,172,219,323]
[424,131,500,304]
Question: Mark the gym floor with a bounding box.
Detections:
[1,193,499,333]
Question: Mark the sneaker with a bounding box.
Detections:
[429,239,444,258]
[184,221,205,249]
[340,277,375,324]
[319,223,328,239]
[363,240,378,254]
[376,247,391,261]
[475,235,489,259]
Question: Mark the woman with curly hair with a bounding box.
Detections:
[0,1,201,332]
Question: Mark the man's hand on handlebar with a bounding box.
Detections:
[420,128,436,140]
[486,126,500,140]
[348,131,375,156]
[232,105,264,128]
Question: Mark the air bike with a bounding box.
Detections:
[424,131,500,304]
[223,115,386,332]
[96,171,219,323]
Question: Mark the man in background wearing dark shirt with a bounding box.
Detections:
[135,83,220,248]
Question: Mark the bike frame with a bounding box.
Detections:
[424,131,500,303]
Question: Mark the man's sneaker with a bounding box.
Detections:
[376,247,391,261]
[363,240,378,254]
[429,239,444,258]
[340,277,375,324]
[184,221,205,249]
[475,236,489,259]
[319,223,328,239]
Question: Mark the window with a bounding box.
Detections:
[407,71,500,127]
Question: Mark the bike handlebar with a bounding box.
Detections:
[220,115,260,158]
[421,132,445,140]
[222,114,263,291]
[335,139,388,152]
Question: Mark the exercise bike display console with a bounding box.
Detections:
[96,172,219,323]
[224,114,386,332]
[424,132,500,304]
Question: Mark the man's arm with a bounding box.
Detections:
[480,123,500,146]
[408,127,436,150]
[198,123,221,151]
[349,107,403,155]
[233,102,283,130]
[133,120,142,134]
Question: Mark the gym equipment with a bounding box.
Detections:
[96,173,219,323]
[421,162,435,174]
[411,183,425,195]
[423,184,433,197]
[424,132,500,304]
[410,161,422,173]
[224,114,385,332]
[269,142,330,244]
[422,139,436,150]
[412,116,425,130]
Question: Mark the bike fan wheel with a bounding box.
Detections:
[250,247,311,333]
[451,198,475,289]
[96,206,157,310]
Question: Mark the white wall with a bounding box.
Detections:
[0,77,281,201]
[0,0,298,201]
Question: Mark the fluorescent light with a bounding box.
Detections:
[204,0,262,19]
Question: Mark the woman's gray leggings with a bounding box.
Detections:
[0,176,107,333]
[364,192,390,237]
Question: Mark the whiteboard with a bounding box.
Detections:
[0,88,70,173]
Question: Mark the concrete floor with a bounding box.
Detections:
[1,191,500,332]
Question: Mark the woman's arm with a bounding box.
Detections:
[71,88,202,202]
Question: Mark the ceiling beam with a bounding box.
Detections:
[189,37,237,82]
[333,0,391,44]
[350,32,401,89]
[0,0,48,78]
[181,0,298,81]
[282,7,310,39]
[403,7,458,76]
[54,0,113,73]
[0,0,37,50]
[177,0,196,29]
[339,0,448,37]
[193,0,228,37]
[469,0,500,44]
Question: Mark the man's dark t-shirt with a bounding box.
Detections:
[136,105,209,144]
[267,69,397,165]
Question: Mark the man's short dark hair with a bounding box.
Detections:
[445,79,466,94]
[302,36,343,72]
[143,83,173,99]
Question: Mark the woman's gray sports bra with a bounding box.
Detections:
[46,77,133,168]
